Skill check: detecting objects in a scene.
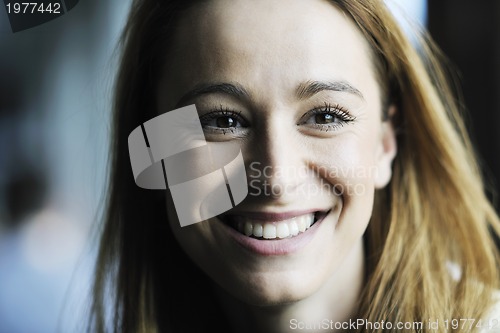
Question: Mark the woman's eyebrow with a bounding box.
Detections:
[296,80,365,100]
[175,80,364,107]
[176,82,250,107]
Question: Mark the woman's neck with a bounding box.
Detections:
[214,240,365,333]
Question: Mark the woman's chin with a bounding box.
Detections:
[215,271,317,307]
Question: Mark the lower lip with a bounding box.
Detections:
[219,213,328,256]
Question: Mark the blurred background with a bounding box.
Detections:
[427,0,500,205]
[0,1,131,332]
[0,0,498,332]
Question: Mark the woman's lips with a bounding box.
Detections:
[218,209,331,256]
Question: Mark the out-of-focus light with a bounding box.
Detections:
[386,0,428,44]
[20,207,86,274]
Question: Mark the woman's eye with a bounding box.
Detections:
[299,103,355,131]
[215,116,237,128]
[313,113,336,124]
[199,108,248,135]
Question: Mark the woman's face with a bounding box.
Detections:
[158,0,396,305]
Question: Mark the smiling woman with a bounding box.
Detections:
[89,0,500,332]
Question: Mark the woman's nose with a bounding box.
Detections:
[245,118,308,199]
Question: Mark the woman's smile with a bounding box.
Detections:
[218,208,333,255]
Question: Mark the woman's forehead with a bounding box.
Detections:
[160,0,379,108]
[170,0,372,66]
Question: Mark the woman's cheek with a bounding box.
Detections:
[311,136,378,225]
[314,134,379,185]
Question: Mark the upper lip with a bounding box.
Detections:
[220,208,327,222]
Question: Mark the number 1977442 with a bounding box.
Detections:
[6,2,61,14]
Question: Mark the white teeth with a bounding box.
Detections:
[298,218,306,232]
[253,224,263,237]
[289,221,299,236]
[276,223,289,239]
[235,213,317,240]
[244,222,253,236]
[263,224,277,239]
[306,214,313,228]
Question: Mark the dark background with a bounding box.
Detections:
[428,1,500,211]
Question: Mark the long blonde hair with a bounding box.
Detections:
[339,1,500,329]
[89,0,500,332]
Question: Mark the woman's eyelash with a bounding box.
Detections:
[310,103,355,121]
[299,103,356,131]
[199,105,248,134]
[200,104,238,116]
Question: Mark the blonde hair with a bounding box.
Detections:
[338,1,500,329]
[89,0,500,332]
